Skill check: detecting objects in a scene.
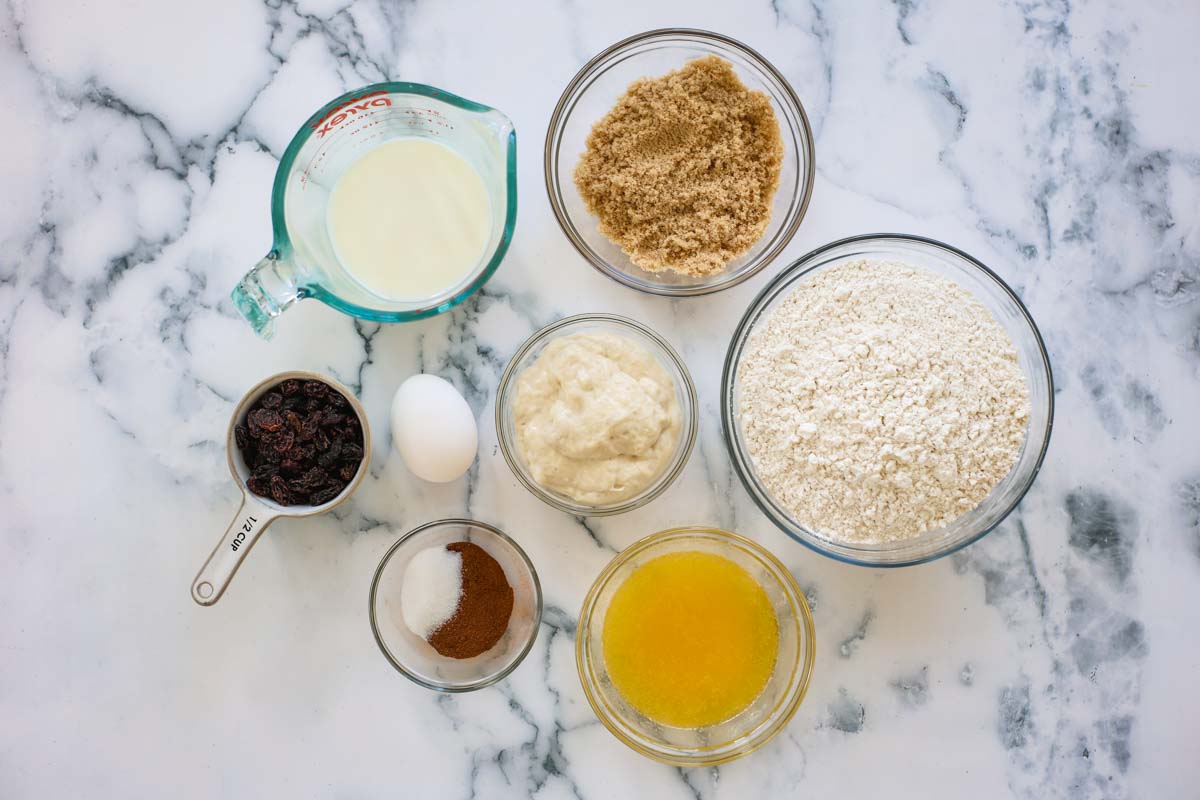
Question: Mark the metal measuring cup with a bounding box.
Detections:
[191,370,372,606]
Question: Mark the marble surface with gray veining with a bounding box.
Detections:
[1,0,1197,797]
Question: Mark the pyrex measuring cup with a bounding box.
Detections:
[191,370,372,606]
[232,83,517,339]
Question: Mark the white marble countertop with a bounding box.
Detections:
[2,0,1197,797]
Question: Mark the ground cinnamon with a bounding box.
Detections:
[428,541,514,659]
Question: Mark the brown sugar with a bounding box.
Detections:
[573,55,784,277]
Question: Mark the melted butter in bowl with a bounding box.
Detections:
[576,527,815,766]
[602,550,778,728]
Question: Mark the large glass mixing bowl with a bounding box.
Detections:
[722,234,1054,567]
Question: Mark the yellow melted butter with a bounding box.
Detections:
[601,550,779,728]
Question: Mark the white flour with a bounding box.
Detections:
[737,259,1030,544]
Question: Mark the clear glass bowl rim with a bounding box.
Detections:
[543,28,816,297]
[575,526,816,766]
[721,232,1056,568]
[368,518,543,692]
[495,313,699,516]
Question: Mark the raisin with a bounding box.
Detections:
[252,463,278,481]
[269,475,291,505]
[317,440,342,468]
[261,392,282,410]
[298,414,320,442]
[272,429,295,453]
[308,485,342,505]
[251,409,284,433]
[280,379,301,396]
[287,474,312,493]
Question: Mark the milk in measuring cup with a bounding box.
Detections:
[328,139,491,300]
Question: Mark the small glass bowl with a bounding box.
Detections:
[576,527,815,766]
[544,28,816,296]
[369,519,542,692]
[495,314,698,516]
[722,234,1055,567]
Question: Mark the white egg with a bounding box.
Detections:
[390,374,478,483]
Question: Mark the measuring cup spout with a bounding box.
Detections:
[232,252,304,340]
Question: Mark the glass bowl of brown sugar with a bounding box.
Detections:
[369,519,542,692]
[544,28,816,296]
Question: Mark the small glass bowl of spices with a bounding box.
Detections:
[577,527,815,766]
[545,28,815,296]
[496,314,698,516]
[369,519,541,691]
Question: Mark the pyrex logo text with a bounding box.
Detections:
[311,90,392,138]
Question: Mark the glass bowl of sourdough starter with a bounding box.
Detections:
[577,527,815,766]
[496,314,698,516]
[722,234,1055,568]
[369,519,542,692]
[544,29,815,296]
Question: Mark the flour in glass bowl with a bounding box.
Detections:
[736,259,1030,544]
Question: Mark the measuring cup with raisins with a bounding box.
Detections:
[191,371,371,606]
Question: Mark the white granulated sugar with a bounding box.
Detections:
[400,546,462,639]
[737,259,1030,544]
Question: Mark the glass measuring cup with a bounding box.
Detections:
[232,83,518,338]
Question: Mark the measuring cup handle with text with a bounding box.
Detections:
[191,494,279,606]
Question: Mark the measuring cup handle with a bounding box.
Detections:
[231,252,304,340]
[191,494,278,606]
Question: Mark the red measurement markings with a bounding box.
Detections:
[310,90,392,138]
[299,106,457,186]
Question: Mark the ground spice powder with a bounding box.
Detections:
[573,55,783,276]
[428,542,514,659]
